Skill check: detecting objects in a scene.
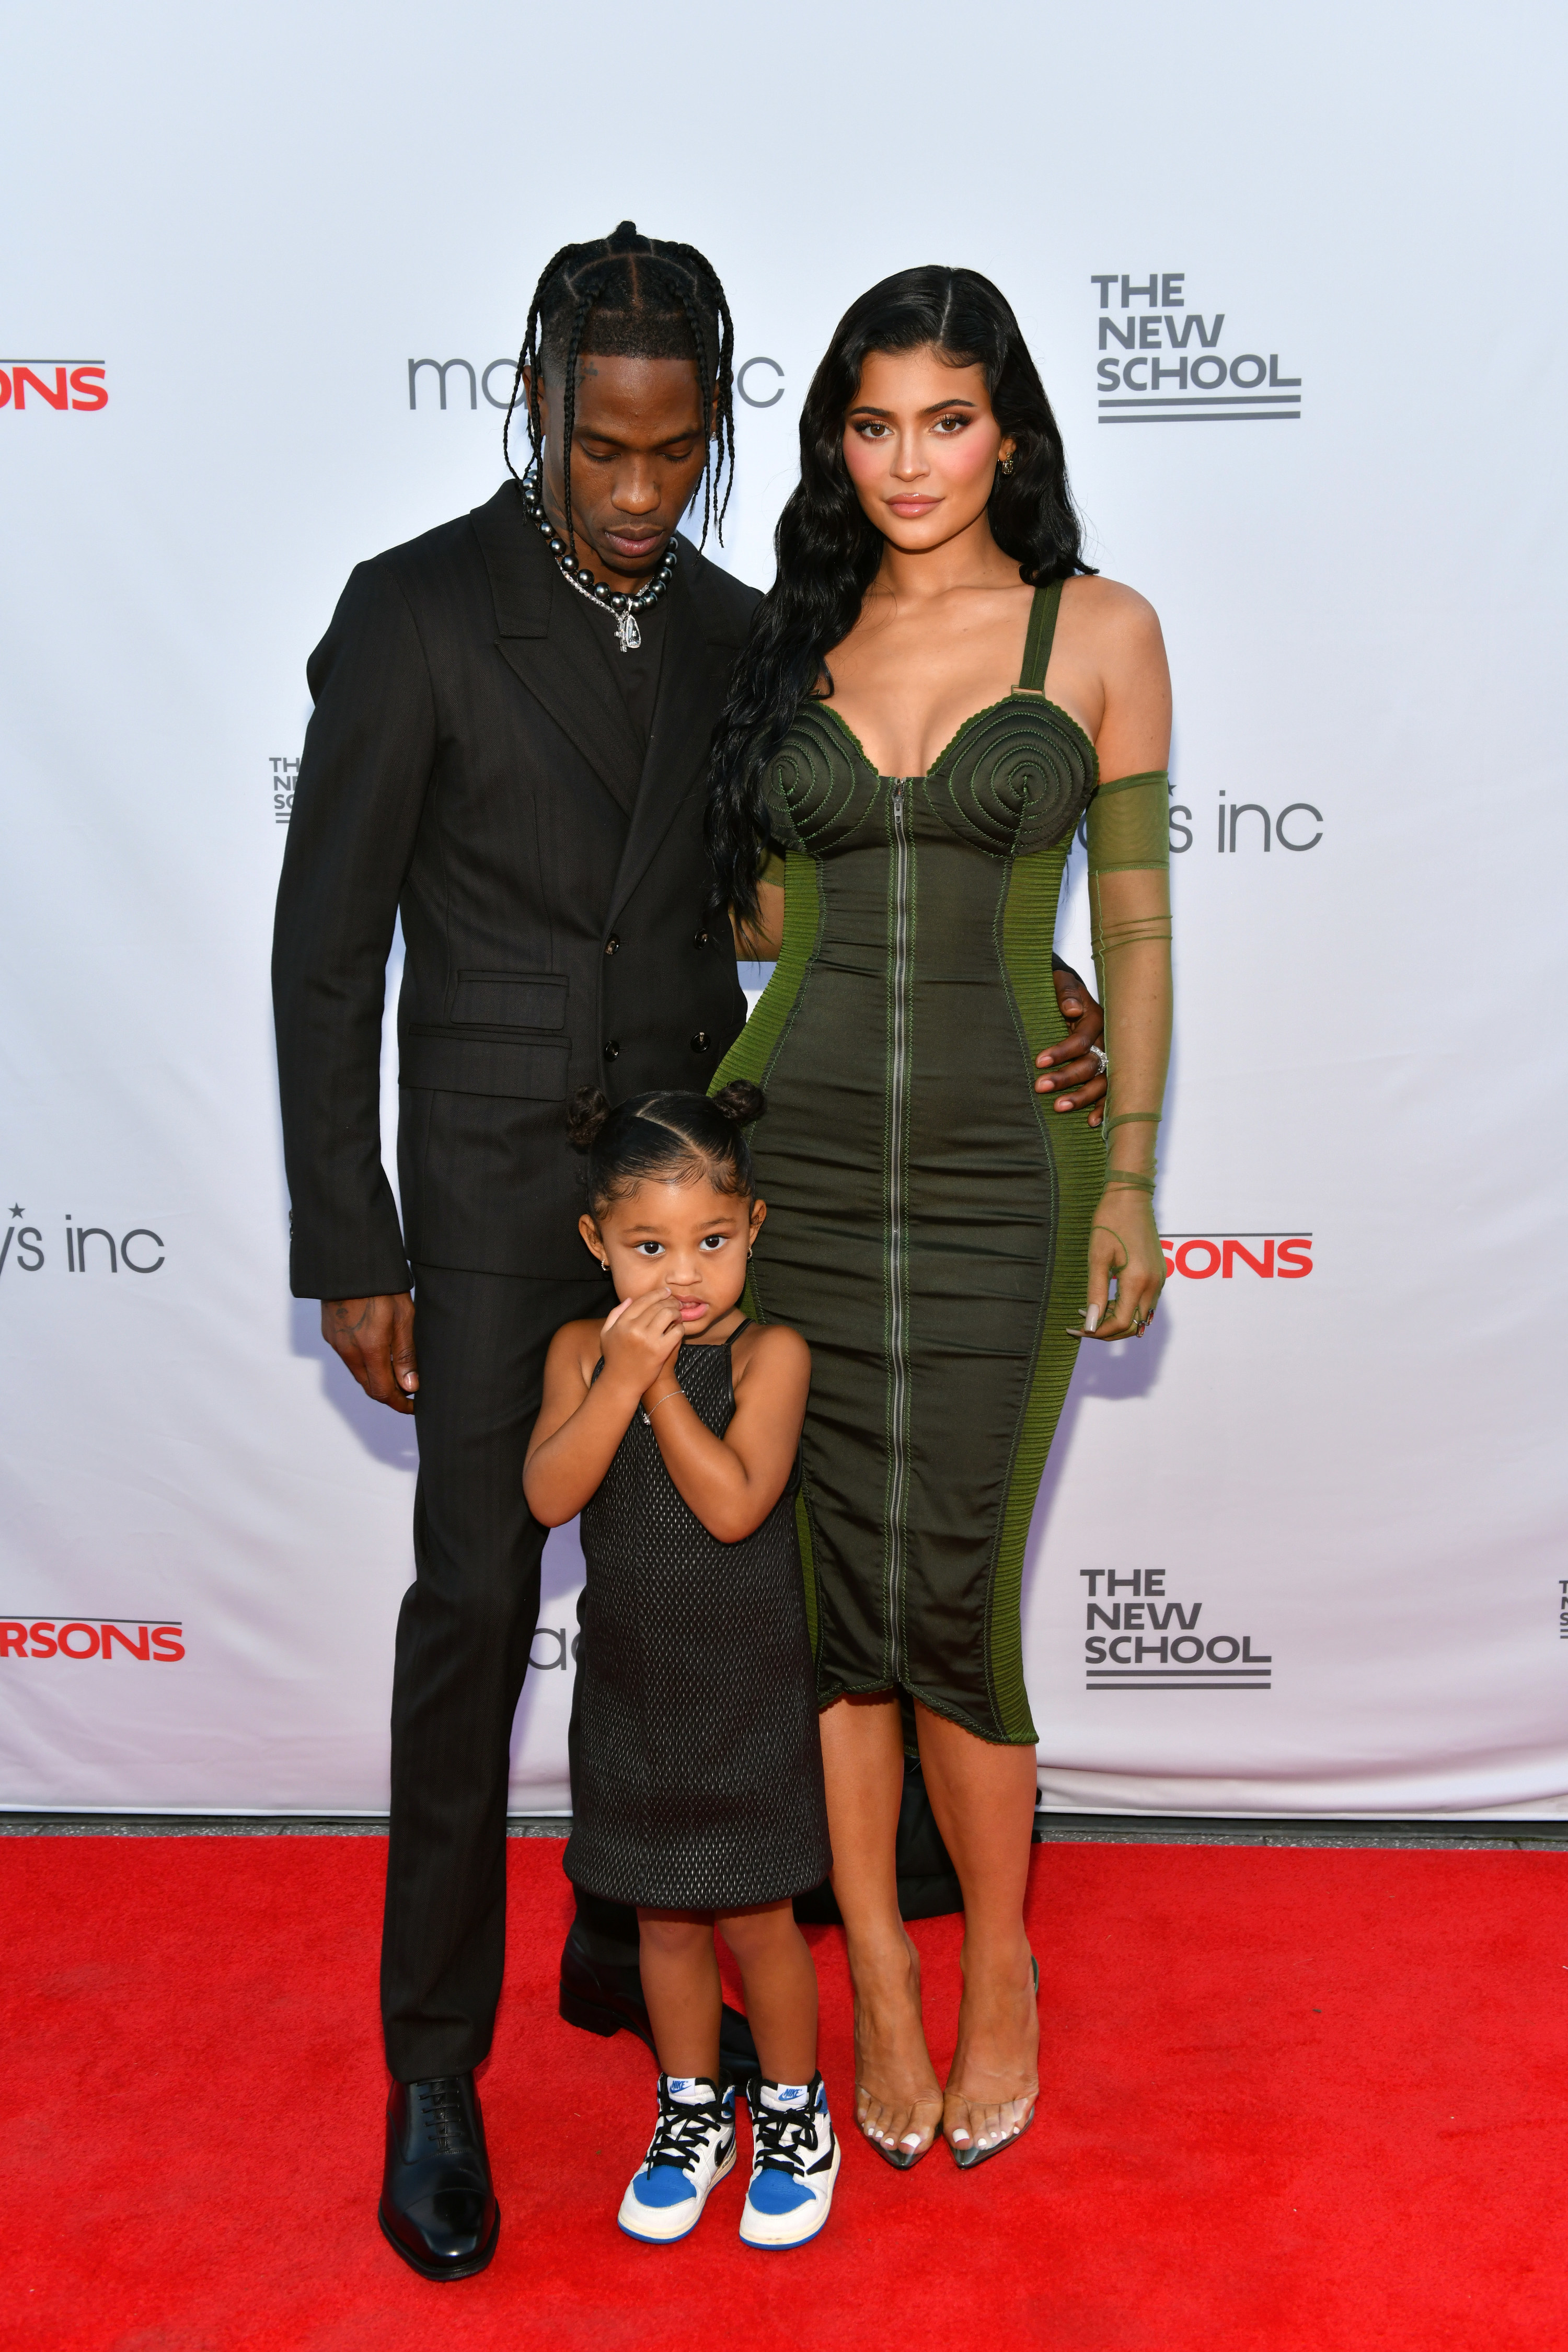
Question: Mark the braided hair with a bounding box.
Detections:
[568,1083,766,1217]
[502,221,736,558]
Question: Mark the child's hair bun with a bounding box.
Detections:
[711,1080,766,1127]
[566,1086,613,1149]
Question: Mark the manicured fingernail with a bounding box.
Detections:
[1036,1077,1054,1091]
[1085,1305,1102,1332]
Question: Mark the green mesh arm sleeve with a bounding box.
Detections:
[1086,771,1173,1198]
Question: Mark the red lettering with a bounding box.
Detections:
[0,370,10,408]
[1175,1238,1221,1278]
[29,1622,57,1658]
[1224,1238,1274,1278]
[102,1623,151,1661]
[68,365,107,410]
[151,1626,185,1662]
[0,1622,27,1657]
[1277,1238,1313,1278]
[15,366,68,410]
[57,1622,100,1658]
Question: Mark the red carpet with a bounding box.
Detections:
[3,1835,1565,2350]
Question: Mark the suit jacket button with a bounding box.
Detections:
[690,1031,710,1054]
[692,929,709,948]
[604,935,621,955]
[603,1040,620,1062]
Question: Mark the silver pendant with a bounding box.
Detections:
[614,608,642,654]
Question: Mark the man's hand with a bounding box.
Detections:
[321,1292,418,1413]
[1037,966,1107,1125]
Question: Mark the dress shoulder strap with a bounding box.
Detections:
[1018,579,1065,693]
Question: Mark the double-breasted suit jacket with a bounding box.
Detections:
[273,479,758,1297]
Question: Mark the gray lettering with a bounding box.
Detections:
[408,358,477,411]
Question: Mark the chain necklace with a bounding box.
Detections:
[521,466,677,652]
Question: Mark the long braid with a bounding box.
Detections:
[660,240,737,538]
[666,275,718,543]
[503,239,581,486]
[558,270,608,560]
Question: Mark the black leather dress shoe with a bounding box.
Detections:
[559,1924,759,2086]
[378,2072,499,2282]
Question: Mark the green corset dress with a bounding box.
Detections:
[713,583,1109,1745]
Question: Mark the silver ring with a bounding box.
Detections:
[1089,1045,1108,1076]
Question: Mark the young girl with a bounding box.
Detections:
[524,1081,837,2251]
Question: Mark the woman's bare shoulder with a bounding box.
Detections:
[1060,572,1163,643]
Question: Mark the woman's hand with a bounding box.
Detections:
[1075,1194,1164,1341]
[599,1289,683,1398]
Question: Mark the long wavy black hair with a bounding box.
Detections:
[707,265,1092,924]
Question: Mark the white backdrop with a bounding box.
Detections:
[3,0,1565,1818]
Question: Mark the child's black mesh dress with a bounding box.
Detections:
[563,1322,832,1911]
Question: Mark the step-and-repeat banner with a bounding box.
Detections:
[3,2,1564,1816]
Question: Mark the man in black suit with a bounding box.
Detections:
[273,224,1108,2281]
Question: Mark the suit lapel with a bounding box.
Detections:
[469,482,643,817]
[604,538,748,929]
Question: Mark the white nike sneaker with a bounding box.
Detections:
[739,2073,839,2250]
[617,2076,737,2245]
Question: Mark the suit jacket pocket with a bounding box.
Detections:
[452,970,568,1029]
[400,1024,570,1100]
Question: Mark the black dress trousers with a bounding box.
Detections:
[381,1260,609,2082]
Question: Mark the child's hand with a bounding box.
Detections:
[599,1289,683,1397]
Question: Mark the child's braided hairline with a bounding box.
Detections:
[567,1084,766,1216]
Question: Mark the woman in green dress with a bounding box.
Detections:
[708,268,1173,2171]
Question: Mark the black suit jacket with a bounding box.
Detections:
[272,481,758,1295]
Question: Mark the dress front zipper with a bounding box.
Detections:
[885,779,912,1680]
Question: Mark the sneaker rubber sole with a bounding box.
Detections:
[738,2136,841,2250]
[617,2144,737,2245]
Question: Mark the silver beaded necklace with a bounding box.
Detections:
[521,466,677,653]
